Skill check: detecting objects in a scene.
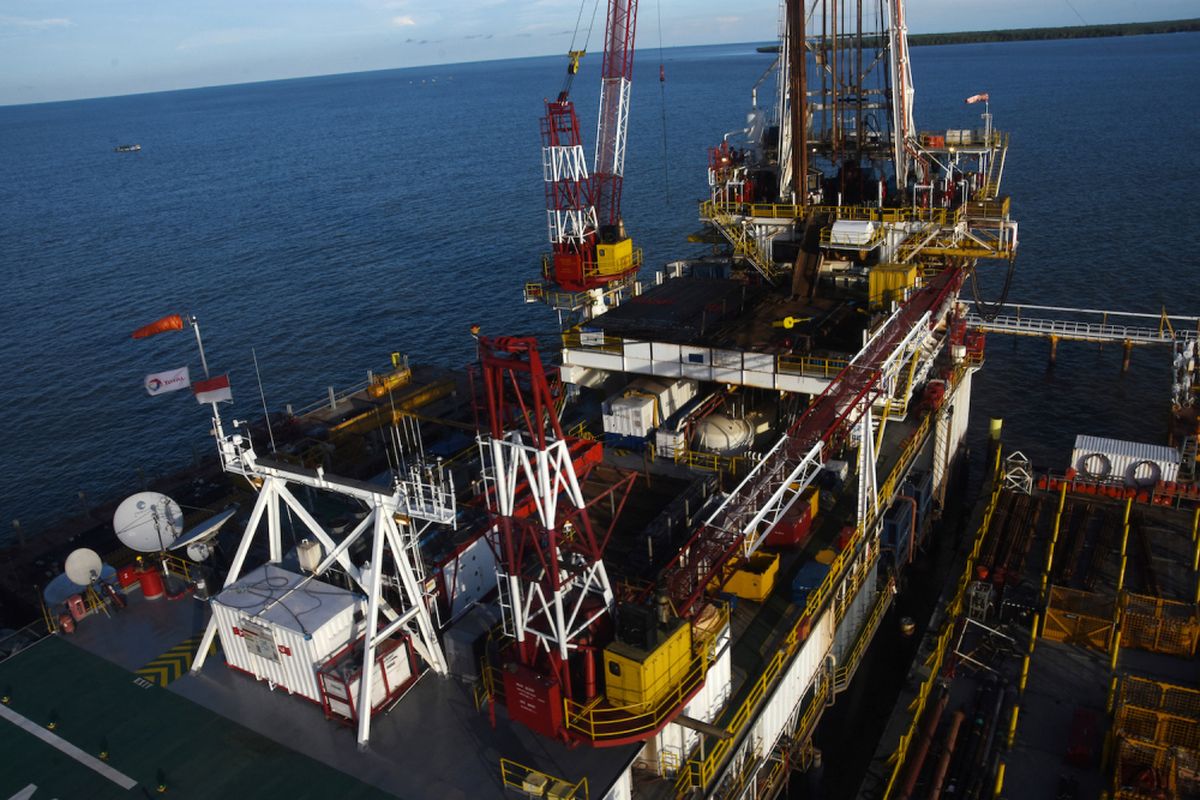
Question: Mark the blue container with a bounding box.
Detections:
[883,501,914,565]
[791,561,832,607]
[902,470,934,520]
[604,433,646,451]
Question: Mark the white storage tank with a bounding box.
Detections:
[692,414,754,454]
[1070,435,1180,487]
[211,564,364,702]
[829,220,879,247]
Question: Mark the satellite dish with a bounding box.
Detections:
[113,492,183,553]
[64,548,103,585]
[170,504,238,551]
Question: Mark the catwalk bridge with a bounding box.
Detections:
[966,303,1199,363]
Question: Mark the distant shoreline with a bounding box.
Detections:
[755,18,1200,51]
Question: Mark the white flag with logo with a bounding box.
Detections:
[145,366,190,396]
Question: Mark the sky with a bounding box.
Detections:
[1,0,1196,105]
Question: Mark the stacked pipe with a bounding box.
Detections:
[1083,507,1119,591]
[942,678,1011,798]
[1130,511,1160,595]
[999,494,1043,587]
[897,685,949,799]
[1059,502,1095,586]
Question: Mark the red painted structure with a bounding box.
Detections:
[540,0,640,292]
[476,337,635,734]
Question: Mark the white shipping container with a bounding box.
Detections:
[320,638,415,721]
[655,428,685,458]
[1071,435,1180,486]
[212,564,364,702]
[605,394,655,437]
[627,377,698,420]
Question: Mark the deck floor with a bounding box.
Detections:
[2,586,636,799]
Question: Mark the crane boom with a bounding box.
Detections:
[592,0,638,231]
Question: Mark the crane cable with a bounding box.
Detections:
[656,0,671,206]
[969,257,1017,322]
[562,0,604,97]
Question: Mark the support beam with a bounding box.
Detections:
[356,505,389,749]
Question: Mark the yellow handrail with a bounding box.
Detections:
[881,466,1004,798]
[677,367,972,793]
[777,354,851,378]
[563,603,729,743]
[499,758,589,799]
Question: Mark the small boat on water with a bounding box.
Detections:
[114,143,141,152]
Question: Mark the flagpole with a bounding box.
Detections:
[252,347,277,453]
[189,315,211,380]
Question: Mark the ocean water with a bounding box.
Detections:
[1,33,1198,539]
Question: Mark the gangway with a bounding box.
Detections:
[967,304,1199,346]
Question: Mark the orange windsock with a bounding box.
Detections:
[131,314,185,339]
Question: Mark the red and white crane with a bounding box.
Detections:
[540,0,640,295]
[475,336,635,739]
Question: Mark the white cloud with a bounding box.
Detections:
[0,16,72,31]
[392,15,417,27]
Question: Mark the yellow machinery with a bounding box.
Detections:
[367,364,413,398]
[869,264,918,309]
[604,618,692,707]
[723,552,780,602]
[772,316,812,330]
[330,378,456,438]
[596,238,634,278]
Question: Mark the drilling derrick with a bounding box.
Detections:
[703,0,1016,294]
[530,1,642,320]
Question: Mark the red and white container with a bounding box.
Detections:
[210,565,363,702]
[318,636,417,724]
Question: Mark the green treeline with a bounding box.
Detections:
[908,18,1200,46]
[755,18,1200,52]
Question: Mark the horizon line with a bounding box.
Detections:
[3,16,1195,109]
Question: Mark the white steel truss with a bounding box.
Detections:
[596,76,632,179]
[543,143,599,245]
[705,437,825,557]
[191,410,454,748]
[480,431,614,661]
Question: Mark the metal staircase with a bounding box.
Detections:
[699,200,787,282]
[1180,436,1198,483]
[981,132,1009,198]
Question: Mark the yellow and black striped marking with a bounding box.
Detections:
[134,635,215,687]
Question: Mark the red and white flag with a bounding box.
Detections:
[145,366,190,396]
[964,93,989,105]
[193,374,232,404]
[131,314,185,339]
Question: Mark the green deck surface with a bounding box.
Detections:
[0,636,394,799]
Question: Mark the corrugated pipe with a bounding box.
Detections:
[898,686,949,800]
[926,709,966,799]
